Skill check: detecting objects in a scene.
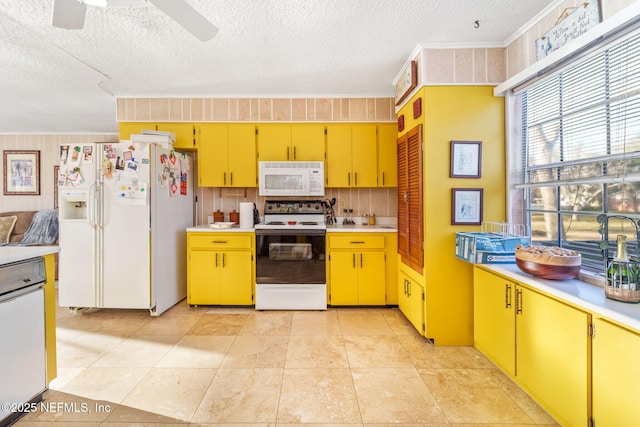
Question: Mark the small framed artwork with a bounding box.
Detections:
[395,60,418,105]
[450,140,482,178]
[3,150,40,195]
[452,188,483,225]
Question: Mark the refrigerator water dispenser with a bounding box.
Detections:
[60,191,88,220]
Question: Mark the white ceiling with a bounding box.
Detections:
[0,0,555,133]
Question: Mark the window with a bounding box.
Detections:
[515,29,640,273]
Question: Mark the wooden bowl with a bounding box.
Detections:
[515,245,581,280]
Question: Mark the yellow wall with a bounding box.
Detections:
[398,86,505,345]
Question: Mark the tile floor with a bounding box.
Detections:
[16,300,560,426]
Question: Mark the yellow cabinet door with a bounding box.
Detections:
[220,250,253,305]
[351,125,378,187]
[326,124,353,187]
[118,122,155,140]
[377,124,397,187]
[384,233,398,305]
[357,251,386,305]
[516,286,589,427]
[257,125,292,161]
[198,124,228,187]
[227,124,257,187]
[398,269,425,335]
[291,124,325,161]
[330,251,359,305]
[188,250,221,304]
[592,318,640,426]
[473,268,516,376]
[157,123,195,149]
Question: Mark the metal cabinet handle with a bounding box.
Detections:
[212,240,228,244]
[407,280,411,297]
[348,172,351,186]
[382,172,385,186]
[355,172,358,186]
[222,253,225,268]
[223,172,227,185]
[352,253,356,269]
[360,253,363,268]
[215,253,218,268]
[350,241,365,244]
[230,172,233,186]
[293,146,297,159]
[516,288,523,314]
[287,146,290,160]
[505,284,512,308]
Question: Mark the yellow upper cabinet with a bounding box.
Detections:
[118,122,195,150]
[290,124,326,161]
[156,123,195,150]
[197,124,256,187]
[257,124,325,161]
[326,124,379,187]
[377,123,397,187]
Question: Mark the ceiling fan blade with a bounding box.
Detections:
[148,0,218,41]
[52,0,87,29]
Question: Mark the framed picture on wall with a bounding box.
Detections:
[450,141,482,178]
[452,188,483,225]
[3,150,40,195]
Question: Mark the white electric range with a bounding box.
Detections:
[254,200,327,310]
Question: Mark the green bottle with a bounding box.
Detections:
[607,235,634,290]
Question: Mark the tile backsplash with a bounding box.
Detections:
[195,187,397,225]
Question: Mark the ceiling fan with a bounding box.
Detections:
[51,0,218,41]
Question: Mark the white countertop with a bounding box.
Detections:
[480,263,640,334]
[326,224,397,232]
[187,224,255,232]
[0,246,60,266]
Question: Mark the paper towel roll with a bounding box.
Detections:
[239,202,254,229]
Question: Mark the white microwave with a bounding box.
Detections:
[259,161,324,196]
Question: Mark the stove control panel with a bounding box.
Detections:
[265,200,323,214]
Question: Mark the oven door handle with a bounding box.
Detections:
[256,229,325,236]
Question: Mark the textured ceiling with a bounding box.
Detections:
[0,0,555,133]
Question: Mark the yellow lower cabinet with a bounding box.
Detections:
[592,318,640,427]
[398,263,425,335]
[473,268,515,376]
[330,251,385,305]
[515,286,589,427]
[187,232,254,305]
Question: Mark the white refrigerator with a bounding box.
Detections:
[57,141,193,316]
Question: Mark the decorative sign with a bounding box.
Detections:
[535,1,602,60]
[395,60,417,106]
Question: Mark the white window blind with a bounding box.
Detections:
[516,28,640,272]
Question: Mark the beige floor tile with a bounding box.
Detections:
[186,313,248,335]
[221,335,288,368]
[285,335,349,368]
[277,368,361,424]
[133,313,200,336]
[156,335,234,368]
[344,335,413,368]
[484,368,559,425]
[337,310,394,335]
[410,346,482,369]
[290,310,342,335]
[191,368,283,423]
[239,311,293,335]
[47,367,83,391]
[113,367,215,422]
[352,367,447,423]
[92,334,181,367]
[56,366,150,403]
[419,368,536,424]
[56,331,126,368]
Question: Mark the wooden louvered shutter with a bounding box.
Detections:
[397,125,424,274]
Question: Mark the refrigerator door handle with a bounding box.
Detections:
[88,182,97,227]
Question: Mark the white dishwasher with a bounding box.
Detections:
[0,257,47,427]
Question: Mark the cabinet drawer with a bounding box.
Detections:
[330,234,385,249]
[188,233,253,249]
